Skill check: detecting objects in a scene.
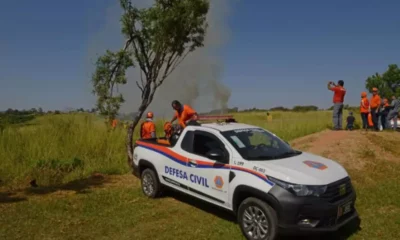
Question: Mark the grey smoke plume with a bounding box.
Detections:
[87,0,232,117]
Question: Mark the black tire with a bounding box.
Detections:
[237,197,278,240]
[140,168,163,198]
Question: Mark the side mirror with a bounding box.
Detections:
[206,148,225,162]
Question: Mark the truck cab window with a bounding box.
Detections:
[191,131,228,160]
[181,130,194,152]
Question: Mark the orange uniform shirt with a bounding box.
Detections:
[140,121,156,139]
[330,86,346,103]
[175,105,197,128]
[370,95,381,108]
[360,97,370,113]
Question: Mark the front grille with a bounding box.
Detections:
[321,177,353,203]
[319,216,336,227]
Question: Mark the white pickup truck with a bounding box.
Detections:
[132,119,358,240]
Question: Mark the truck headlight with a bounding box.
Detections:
[268,176,327,197]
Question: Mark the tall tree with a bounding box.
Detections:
[92,0,209,165]
[365,64,400,99]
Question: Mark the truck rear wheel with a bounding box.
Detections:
[237,197,278,240]
[140,168,162,198]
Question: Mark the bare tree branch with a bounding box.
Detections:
[135,81,144,92]
[109,39,132,97]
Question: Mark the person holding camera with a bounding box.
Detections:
[327,80,346,130]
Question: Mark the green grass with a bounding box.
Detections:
[0,114,128,187]
[0,111,338,187]
[1,111,399,239]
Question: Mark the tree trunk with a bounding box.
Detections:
[126,81,154,169]
[126,115,141,168]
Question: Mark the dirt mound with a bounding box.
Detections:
[290,130,400,171]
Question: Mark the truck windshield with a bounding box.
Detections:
[221,128,301,160]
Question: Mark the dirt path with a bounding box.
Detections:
[290,129,400,170]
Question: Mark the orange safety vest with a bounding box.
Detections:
[360,98,369,113]
[140,121,156,139]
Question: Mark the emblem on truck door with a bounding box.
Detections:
[214,176,224,189]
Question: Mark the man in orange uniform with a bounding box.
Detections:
[328,80,346,130]
[369,87,381,131]
[360,92,370,130]
[111,119,118,129]
[140,112,156,139]
[170,100,198,128]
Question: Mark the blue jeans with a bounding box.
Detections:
[346,123,354,130]
[380,113,388,129]
[332,103,344,129]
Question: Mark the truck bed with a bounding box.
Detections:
[135,138,172,147]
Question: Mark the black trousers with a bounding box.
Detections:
[360,113,368,129]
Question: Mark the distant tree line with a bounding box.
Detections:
[326,104,359,112]
[206,105,321,113]
[2,108,97,115]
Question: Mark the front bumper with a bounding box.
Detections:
[269,180,359,235]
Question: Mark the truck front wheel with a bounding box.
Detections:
[140,168,162,198]
[237,197,278,240]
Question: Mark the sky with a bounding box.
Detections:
[1,0,399,112]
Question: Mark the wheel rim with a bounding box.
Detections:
[142,173,154,196]
[242,206,269,239]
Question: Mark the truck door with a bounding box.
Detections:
[180,130,231,207]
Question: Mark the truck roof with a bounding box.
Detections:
[200,122,259,132]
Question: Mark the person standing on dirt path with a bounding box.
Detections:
[369,88,381,131]
[140,112,156,139]
[170,100,198,129]
[380,98,390,130]
[388,95,399,130]
[328,80,346,130]
[360,92,370,130]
